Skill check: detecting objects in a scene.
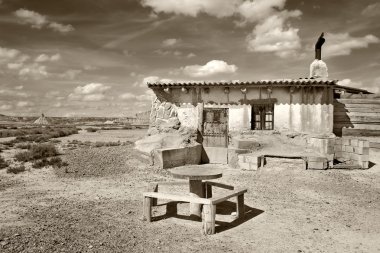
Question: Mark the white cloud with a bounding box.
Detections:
[246,10,302,58]
[48,22,74,33]
[14,8,47,29]
[14,85,24,90]
[74,83,110,95]
[237,0,286,24]
[0,104,12,110]
[119,93,136,100]
[16,101,33,107]
[182,60,237,77]
[18,63,48,79]
[59,69,82,80]
[162,38,179,47]
[136,89,155,101]
[0,47,20,64]
[141,0,240,18]
[35,53,61,62]
[362,3,380,17]
[187,53,196,58]
[7,62,23,70]
[68,83,110,102]
[14,8,74,33]
[323,33,380,58]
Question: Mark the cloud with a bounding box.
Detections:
[14,9,47,29]
[18,63,48,79]
[14,85,24,90]
[16,101,33,107]
[35,53,61,62]
[361,3,380,17]
[0,104,12,110]
[182,60,237,77]
[323,33,380,58]
[237,0,286,24]
[48,22,74,33]
[187,53,196,58]
[59,69,82,80]
[162,38,179,47]
[246,10,302,58]
[141,0,240,18]
[73,83,110,95]
[119,93,136,100]
[0,47,20,63]
[68,83,110,101]
[14,8,74,33]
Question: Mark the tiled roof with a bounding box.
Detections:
[147,78,338,88]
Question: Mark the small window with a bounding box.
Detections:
[251,104,274,130]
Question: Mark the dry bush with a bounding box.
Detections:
[15,143,32,149]
[0,156,9,169]
[32,157,68,169]
[14,143,58,162]
[86,127,98,132]
[7,165,26,174]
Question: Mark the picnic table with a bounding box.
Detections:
[169,166,223,218]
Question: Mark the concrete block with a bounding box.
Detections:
[154,144,202,169]
[227,148,251,168]
[326,146,334,154]
[326,154,334,161]
[308,156,328,162]
[202,147,228,164]
[334,151,343,159]
[243,155,260,164]
[335,138,342,145]
[358,155,369,162]
[238,161,258,171]
[361,161,369,169]
[345,146,354,153]
[232,138,260,150]
[342,152,350,159]
[334,145,342,152]
[342,138,350,146]
[308,161,327,170]
[350,139,358,147]
[358,140,369,148]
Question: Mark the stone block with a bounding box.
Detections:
[345,146,354,153]
[358,140,369,148]
[237,161,258,171]
[350,139,358,147]
[326,154,334,161]
[154,144,202,169]
[334,151,343,159]
[334,145,342,152]
[308,161,327,170]
[232,138,260,150]
[361,161,369,169]
[358,155,369,163]
[342,138,350,146]
[335,138,342,145]
[244,155,261,164]
[227,148,251,168]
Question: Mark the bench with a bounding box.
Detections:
[142,181,247,235]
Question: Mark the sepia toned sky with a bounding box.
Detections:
[0,0,379,117]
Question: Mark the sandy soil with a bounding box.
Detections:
[0,129,379,252]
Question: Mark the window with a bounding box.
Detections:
[251,104,274,130]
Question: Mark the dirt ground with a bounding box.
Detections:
[0,129,379,252]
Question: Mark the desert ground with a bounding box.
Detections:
[1,129,380,252]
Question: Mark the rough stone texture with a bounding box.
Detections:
[334,137,370,169]
[149,97,180,134]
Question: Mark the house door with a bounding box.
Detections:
[251,104,274,130]
[202,108,228,163]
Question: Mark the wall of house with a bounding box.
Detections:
[151,85,334,135]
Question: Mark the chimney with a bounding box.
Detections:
[310,33,328,79]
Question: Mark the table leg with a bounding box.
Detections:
[189,180,204,218]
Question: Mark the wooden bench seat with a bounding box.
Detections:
[142,182,247,235]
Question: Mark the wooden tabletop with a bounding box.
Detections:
[169,166,222,180]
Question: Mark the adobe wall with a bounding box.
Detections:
[151,85,334,135]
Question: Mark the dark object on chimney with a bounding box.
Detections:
[315,32,325,60]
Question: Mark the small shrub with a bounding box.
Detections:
[32,157,68,169]
[15,143,32,149]
[86,127,97,133]
[14,151,32,162]
[0,156,9,169]
[7,165,26,174]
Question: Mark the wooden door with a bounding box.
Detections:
[202,108,228,164]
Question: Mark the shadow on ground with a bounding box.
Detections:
[151,200,263,234]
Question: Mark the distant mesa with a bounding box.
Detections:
[33,113,50,125]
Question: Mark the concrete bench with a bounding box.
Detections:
[142,181,247,235]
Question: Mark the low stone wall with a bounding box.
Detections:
[307,136,369,169]
[153,143,202,169]
[334,138,369,169]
